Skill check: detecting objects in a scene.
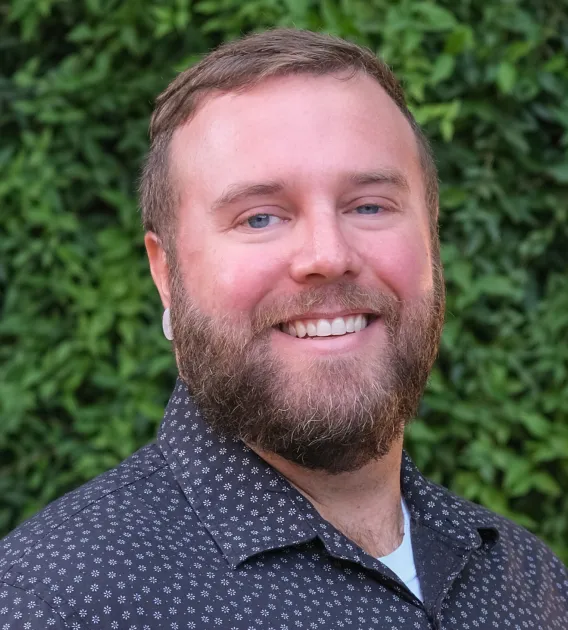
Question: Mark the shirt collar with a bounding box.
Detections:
[400,451,499,550]
[157,378,499,569]
[157,378,318,567]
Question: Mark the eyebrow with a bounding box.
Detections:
[346,169,410,192]
[210,181,285,212]
[210,169,410,212]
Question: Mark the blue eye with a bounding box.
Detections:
[355,204,383,215]
[245,214,281,229]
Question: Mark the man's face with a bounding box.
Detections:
[163,72,444,472]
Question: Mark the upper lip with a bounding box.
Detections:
[279,310,378,323]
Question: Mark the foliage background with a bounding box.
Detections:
[1,0,567,559]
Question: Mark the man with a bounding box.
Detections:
[1,28,566,630]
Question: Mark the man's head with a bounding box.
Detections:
[142,29,445,473]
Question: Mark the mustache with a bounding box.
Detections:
[251,282,402,335]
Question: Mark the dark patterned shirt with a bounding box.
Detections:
[1,379,567,629]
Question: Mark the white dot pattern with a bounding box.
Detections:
[1,378,567,629]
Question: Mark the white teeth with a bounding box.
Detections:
[331,317,346,336]
[316,320,332,336]
[280,314,372,338]
[354,314,362,332]
[295,321,307,338]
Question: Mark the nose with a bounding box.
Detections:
[289,211,363,284]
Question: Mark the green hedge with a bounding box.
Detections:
[1,0,567,559]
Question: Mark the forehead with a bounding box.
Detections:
[170,72,423,201]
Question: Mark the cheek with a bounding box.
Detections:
[365,232,433,299]
[182,243,288,316]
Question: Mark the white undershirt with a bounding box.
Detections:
[377,500,423,602]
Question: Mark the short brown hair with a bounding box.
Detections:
[139,28,439,255]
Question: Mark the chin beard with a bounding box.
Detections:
[169,273,445,474]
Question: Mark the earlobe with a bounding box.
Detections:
[144,231,172,308]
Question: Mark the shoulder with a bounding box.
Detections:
[409,473,568,619]
[452,486,561,555]
[435,481,567,587]
[0,443,168,573]
[0,442,199,626]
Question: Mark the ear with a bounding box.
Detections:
[144,232,171,308]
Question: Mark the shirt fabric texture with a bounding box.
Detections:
[1,378,567,629]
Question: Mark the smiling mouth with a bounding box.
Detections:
[277,314,379,338]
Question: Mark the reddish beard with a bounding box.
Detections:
[169,268,445,473]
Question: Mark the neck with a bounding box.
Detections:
[251,438,405,557]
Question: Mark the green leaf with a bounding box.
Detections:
[430,54,455,84]
[547,163,568,184]
[496,62,517,94]
[413,2,457,30]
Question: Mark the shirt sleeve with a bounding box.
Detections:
[0,582,73,629]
